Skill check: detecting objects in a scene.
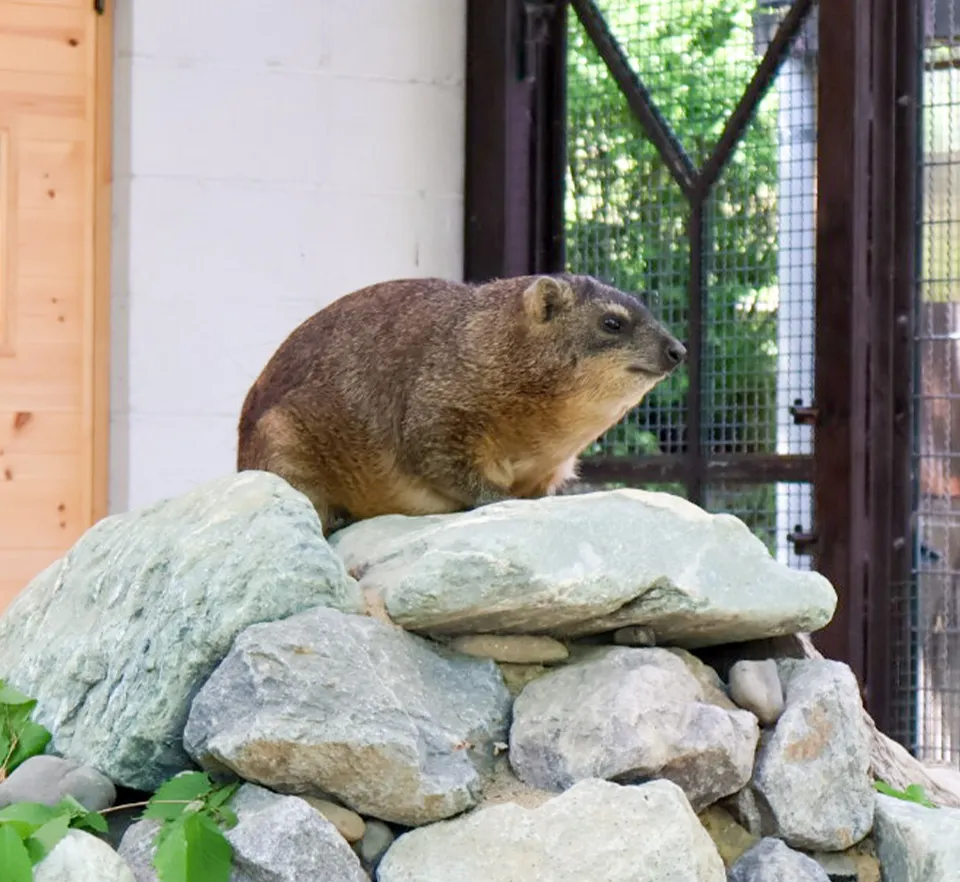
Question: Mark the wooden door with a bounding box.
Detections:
[0,0,110,609]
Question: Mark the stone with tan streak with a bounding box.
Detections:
[183,607,512,827]
[729,659,874,852]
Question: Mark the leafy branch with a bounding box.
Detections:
[0,680,239,882]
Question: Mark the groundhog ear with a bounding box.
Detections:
[522,277,576,323]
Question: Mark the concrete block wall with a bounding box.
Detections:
[110,0,466,512]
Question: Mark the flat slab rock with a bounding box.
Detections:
[184,607,512,826]
[119,784,369,882]
[873,793,960,882]
[509,646,759,811]
[0,472,362,791]
[329,489,837,648]
[377,778,726,882]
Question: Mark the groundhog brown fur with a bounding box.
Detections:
[237,273,686,534]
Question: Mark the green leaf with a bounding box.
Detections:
[0,683,36,708]
[205,781,240,811]
[154,812,233,882]
[6,720,52,771]
[71,809,109,835]
[874,780,899,797]
[24,812,71,864]
[874,779,938,809]
[52,794,90,820]
[213,805,238,831]
[144,772,215,822]
[0,801,58,837]
[0,823,34,882]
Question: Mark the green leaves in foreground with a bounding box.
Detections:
[0,678,239,882]
[874,779,938,809]
[146,772,240,882]
[0,681,52,780]
[0,796,108,882]
[0,770,239,882]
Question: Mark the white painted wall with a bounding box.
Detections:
[109,1,467,512]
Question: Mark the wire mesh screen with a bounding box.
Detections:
[566,12,690,460]
[906,0,960,765]
[564,0,817,564]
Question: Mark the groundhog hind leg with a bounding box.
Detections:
[240,408,338,532]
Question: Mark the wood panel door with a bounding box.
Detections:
[0,0,110,609]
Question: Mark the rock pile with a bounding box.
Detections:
[0,471,956,881]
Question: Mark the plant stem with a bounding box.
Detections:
[98,800,191,817]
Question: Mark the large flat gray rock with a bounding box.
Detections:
[0,472,362,791]
[873,794,960,882]
[509,647,759,810]
[329,489,837,647]
[119,784,370,882]
[376,778,726,882]
[184,607,512,826]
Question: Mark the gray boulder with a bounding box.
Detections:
[35,830,135,882]
[376,778,725,882]
[329,489,837,647]
[873,793,960,881]
[0,472,362,791]
[728,837,830,881]
[0,755,116,811]
[119,784,369,882]
[184,607,512,826]
[739,660,874,851]
[509,646,759,810]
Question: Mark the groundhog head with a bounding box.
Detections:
[521,274,687,390]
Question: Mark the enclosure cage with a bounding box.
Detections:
[464,0,956,763]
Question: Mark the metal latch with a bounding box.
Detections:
[789,400,819,426]
[787,528,819,556]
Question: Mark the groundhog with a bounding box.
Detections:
[237,273,686,534]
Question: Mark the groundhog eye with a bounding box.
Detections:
[602,315,623,333]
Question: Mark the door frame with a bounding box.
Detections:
[86,0,113,525]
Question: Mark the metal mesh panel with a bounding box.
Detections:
[565,0,817,561]
[905,1,960,766]
[704,482,812,568]
[566,11,690,460]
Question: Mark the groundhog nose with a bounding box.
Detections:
[664,340,687,369]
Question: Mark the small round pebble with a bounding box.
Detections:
[728,659,785,726]
[0,755,116,812]
[356,818,395,873]
[449,635,569,665]
[301,796,366,843]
